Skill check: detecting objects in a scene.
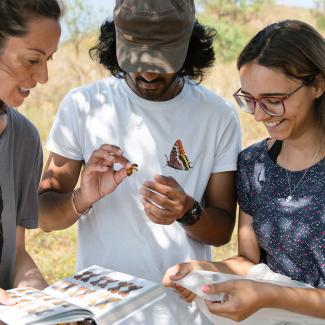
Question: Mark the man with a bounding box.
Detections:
[39,0,241,323]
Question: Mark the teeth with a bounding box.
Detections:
[19,87,31,92]
[265,120,282,127]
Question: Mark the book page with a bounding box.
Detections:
[0,287,92,325]
[44,265,165,324]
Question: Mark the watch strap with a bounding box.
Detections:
[176,199,202,226]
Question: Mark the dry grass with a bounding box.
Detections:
[23,5,319,282]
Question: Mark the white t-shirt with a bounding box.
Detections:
[47,77,241,324]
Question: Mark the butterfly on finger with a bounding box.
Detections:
[165,139,192,171]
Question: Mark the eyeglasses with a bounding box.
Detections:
[233,84,304,117]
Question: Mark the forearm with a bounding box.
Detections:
[268,285,325,319]
[39,190,80,231]
[14,249,47,290]
[184,207,235,246]
[214,256,256,275]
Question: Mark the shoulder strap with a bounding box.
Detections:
[268,140,283,163]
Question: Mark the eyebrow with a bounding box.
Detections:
[241,89,287,97]
[28,48,58,57]
[28,48,46,55]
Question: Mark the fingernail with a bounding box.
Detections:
[201,285,209,292]
[139,188,146,195]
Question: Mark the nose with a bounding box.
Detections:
[141,72,159,82]
[254,102,270,122]
[32,63,49,84]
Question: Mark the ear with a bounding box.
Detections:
[313,74,325,99]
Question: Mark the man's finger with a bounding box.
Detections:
[154,174,178,186]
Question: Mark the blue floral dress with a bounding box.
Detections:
[237,139,325,288]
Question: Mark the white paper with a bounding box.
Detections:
[175,264,325,325]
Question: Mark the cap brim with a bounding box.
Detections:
[116,34,189,74]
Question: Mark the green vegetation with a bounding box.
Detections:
[198,0,274,62]
[23,2,323,283]
[312,0,325,30]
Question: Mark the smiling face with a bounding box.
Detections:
[239,62,322,141]
[0,17,61,108]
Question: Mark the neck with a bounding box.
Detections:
[279,126,323,171]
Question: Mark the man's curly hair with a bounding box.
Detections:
[89,19,216,83]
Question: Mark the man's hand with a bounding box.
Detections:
[202,280,274,322]
[139,175,193,225]
[77,144,133,210]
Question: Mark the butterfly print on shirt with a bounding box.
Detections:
[165,139,192,171]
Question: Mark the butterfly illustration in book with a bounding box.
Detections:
[165,139,192,171]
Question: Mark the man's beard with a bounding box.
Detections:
[127,74,180,101]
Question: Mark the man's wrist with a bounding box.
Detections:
[176,199,202,226]
[71,188,92,216]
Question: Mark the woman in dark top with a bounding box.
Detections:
[0,0,61,305]
[163,20,325,321]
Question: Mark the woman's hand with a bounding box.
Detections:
[0,288,16,305]
[202,280,274,322]
[162,261,220,303]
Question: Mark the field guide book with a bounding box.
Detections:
[0,265,166,325]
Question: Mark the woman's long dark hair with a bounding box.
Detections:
[237,20,325,133]
[89,19,216,83]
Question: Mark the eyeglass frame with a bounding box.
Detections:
[233,83,305,117]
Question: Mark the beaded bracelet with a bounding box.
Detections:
[71,189,92,216]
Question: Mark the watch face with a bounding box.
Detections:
[176,200,201,226]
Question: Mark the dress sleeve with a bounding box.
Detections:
[46,90,84,161]
[236,150,253,215]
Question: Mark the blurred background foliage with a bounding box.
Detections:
[24,0,325,283]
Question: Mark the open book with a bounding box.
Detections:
[0,265,165,325]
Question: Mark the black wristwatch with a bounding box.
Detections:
[176,200,202,226]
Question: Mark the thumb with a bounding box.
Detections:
[169,264,192,281]
[113,166,130,185]
[162,264,189,288]
[201,280,234,294]
[0,289,16,306]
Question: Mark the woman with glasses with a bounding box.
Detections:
[0,0,61,305]
[162,20,325,322]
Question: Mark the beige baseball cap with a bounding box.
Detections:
[114,0,195,73]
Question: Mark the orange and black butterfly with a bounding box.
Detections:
[165,139,192,171]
